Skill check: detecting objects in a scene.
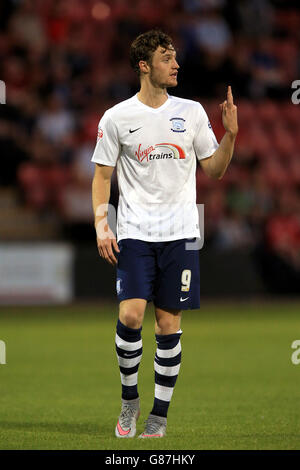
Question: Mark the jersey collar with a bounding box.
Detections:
[134,93,171,113]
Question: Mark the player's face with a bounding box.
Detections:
[148,46,179,89]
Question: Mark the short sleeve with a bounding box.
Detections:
[91,112,120,166]
[193,104,219,161]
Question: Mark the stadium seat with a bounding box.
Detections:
[271,124,297,157]
[236,100,256,124]
[260,156,290,188]
[288,156,300,184]
[280,102,300,129]
[256,100,279,127]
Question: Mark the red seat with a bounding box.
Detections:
[280,102,300,128]
[288,156,300,184]
[256,101,279,127]
[260,157,290,189]
[271,125,296,157]
[236,100,256,124]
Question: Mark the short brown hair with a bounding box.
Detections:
[129,29,174,75]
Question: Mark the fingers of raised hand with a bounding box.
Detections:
[227,103,237,115]
[219,100,227,114]
[227,85,234,106]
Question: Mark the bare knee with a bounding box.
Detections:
[120,310,143,329]
[119,299,146,329]
[155,308,182,335]
[156,317,174,334]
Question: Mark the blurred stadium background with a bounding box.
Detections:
[1,0,300,304]
[1,0,300,451]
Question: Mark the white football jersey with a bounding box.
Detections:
[91,94,219,242]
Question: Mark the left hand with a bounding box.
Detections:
[219,86,238,136]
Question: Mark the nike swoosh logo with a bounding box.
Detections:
[129,127,142,133]
[117,420,131,436]
[180,297,189,302]
[124,352,136,357]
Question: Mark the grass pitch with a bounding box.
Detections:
[0,300,299,450]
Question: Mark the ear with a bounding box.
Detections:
[139,60,150,74]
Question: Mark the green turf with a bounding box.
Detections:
[0,300,299,450]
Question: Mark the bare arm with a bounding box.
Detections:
[92,163,119,265]
[200,86,238,179]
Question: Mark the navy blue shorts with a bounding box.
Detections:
[116,238,200,310]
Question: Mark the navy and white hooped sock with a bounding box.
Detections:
[151,330,182,418]
[115,319,143,401]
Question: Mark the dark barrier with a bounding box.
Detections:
[198,248,266,297]
[74,244,117,299]
[74,244,267,300]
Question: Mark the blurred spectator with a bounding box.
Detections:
[183,0,226,14]
[226,177,256,218]
[234,0,274,38]
[36,93,75,144]
[265,190,300,271]
[68,142,95,188]
[200,185,226,245]
[193,9,232,55]
[8,0,46,49]
[43,0,71,45]
[0,0,299,286]
[213,208,255,250]
[17,131,71,213]
[249,37,284,99]
[248,167,274,220]
[2,55,28,107]
[257,189,300,294]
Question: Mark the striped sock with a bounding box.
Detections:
[115,319,143,401]
[151,330,182,418]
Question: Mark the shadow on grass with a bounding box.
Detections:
[1,421,110,436]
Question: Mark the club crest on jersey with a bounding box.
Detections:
[97,127,103,141]
[170,117,186,133]
[135,143,185,163]
[116,278,123,295]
